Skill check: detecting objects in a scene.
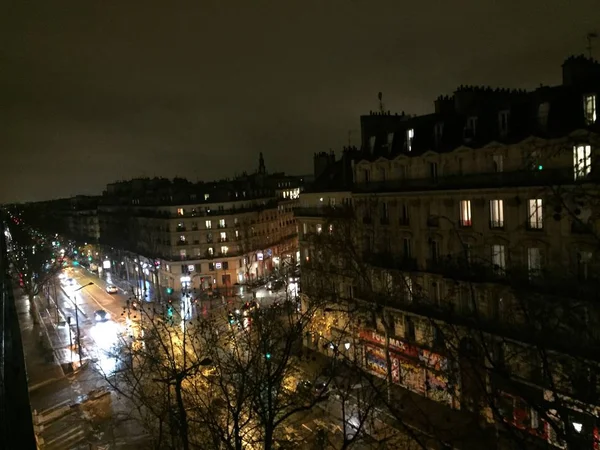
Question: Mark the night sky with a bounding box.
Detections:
[2,0,599,203]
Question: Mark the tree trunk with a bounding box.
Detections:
[174,379,189,450]
[384,321,393,403]
[29,293,39,324]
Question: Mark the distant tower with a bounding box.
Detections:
[378,92,385,114]
[258,152,266,174]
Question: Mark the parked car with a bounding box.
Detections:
[106,285,118,294]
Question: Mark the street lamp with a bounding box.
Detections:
[66,282,93,367]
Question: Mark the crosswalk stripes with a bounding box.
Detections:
[43,424,86,449]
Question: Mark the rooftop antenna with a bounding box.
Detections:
[378,92,385,114]
[587,32,598,59]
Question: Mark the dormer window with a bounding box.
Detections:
[369,136,376,151]
[537,102,550,129]
[406,129,414,152]
[498,110,510,137]
[584,94,597,125]
[465,116,477,139]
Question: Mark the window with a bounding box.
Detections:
[406,129,414,151]
[221,246,229,255]
[527,248,542,278]
[316,224,322,234]
[177,208,184,216]
[404,315,415,339]
[465,116,478,138]
[234,217,239,225]
[459,200,472,227]
[584,94,597,125]
[430,162,438,180]
[220,231,227,242]
[528,199,543,229]
[177,222,185,229]
[205,220,212,229]
[537,102,549,129]
[489,200,504,228]
[206,232,213,243]
[179,249,187,259]
[302,223,308,235]
[400,203,410,225]
[219,219,226,228]
[380,202,389,223]
[498,110,510,137]
[328,224,333,234]
[403,238,412,258]
[578,251,593,280]
[208,247,214,256]
[363,170,370,183]
[387,132,394,149]
[235,230,239,238]
[573,144,592,180]
[429,239,440,263]
[204,193,210,200]
[369,136,376,151]
[493,154,504,173]
[187,264,195,272]
[329,197,336,206]
[179,235,186,242]
[491,245,506,272]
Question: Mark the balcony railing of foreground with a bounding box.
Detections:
[345,285,600,363]
[294,205,355,219]
[353,167,599,194]
[0,216,37,449]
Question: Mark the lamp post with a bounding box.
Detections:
[66,282,93,367]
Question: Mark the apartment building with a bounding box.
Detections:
[296,56,600,448]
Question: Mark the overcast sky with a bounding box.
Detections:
[2,0,599,203]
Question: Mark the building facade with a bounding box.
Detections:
[297,56,600,448]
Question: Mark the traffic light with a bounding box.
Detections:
[88,256,92,261]
[265,352,272,360]
[167,305,173,318]
[228,313,235,324]
[166,287,173,295]
[73,250,78,254]
[72,261,79,266]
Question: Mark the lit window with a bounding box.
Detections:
[179,235,186,242]
[220,231,227,242]
[584,94,597,125]
[208,247,214,256]
[235,230,239,238]
[528,199,543,229]
[219,219,226,228]
[406,129,414,151]
[573,144,592,180]
[234,217,239,225]
[177,208,184,216]
[493,154,504,173]
[188,264,195,272]
[527,248,542,279]
[221,246,229,255]
[489,200,504,228]
[404,276,413,302]
[303,223,308,234]
[179,249,187,259]
[204,193,210,200]
[316,224,322,234]
[205,220,212,229]
[459,200,472,227]
[328,224,333,234]
[491,245,505,272]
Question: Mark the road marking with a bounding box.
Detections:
[44,425,86,448]
[301,423,313,432]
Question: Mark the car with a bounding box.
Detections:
[106,285,118,294]
[94,310,109,322]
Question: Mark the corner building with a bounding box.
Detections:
[297,56,600,448]
[99,156,303,294]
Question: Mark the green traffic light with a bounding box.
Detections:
[166,287,173,294]
[265,353,271,359]
[88,256,92,261]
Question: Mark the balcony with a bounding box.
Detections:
[489,220,505,230]
[364,251,418,272]
[380,217,390,226]
[294,206,354,219]
[426,256,505,283]
[176,226,187,232]
[525,221,544,232]
[219,238,228,243]
[176,240,189,246]
[399,217,410,226]
[217,223,227,229]
[458,219,472,228]
[353,167,587,194]
[427,216,439,227]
